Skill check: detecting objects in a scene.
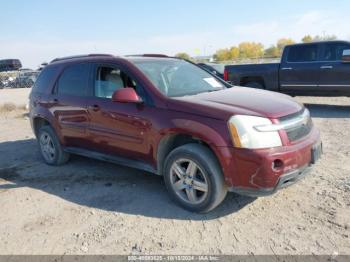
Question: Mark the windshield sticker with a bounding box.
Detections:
[203,78,223,88]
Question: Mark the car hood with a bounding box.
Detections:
[168,87,303,120]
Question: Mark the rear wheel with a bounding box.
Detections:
[164,144,227,213]
[244,81,264,89]
[38,125,70,165]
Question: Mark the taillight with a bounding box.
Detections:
[224,69,228,81]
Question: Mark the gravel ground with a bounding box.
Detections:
[0,88,31,106]
[0,95,349,255]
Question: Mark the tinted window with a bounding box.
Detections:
[287,45,318,62]
[57,64,90,96]
[321,43,350,61]
[32,66,57,93]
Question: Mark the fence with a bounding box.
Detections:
[227,57,281,65]
[0,70,39,89]
[216,57,281,65]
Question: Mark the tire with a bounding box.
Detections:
[163,144,227,213]
[37,125,70,165]
[244,81,264,89]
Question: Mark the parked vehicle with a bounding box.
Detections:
[15,70,39,88]
[37,62,48,71]
[197,63,225,79]
[224,41,350,96]
[0,59,22,72]
[0,77,6,89]
[0,75,8,88]
[29,54,321,213]
[0,75,16,89]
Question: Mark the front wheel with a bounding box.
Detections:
[163,144,227,213]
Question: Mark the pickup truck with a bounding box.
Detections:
[224,41,350,96]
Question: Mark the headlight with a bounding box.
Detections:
[228,115,282,149]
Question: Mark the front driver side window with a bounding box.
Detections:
[94,66,140,99]
[322,43,350,61]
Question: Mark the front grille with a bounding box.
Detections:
[285,117,313,141]
[280,109,313,142]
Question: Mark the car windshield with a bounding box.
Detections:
[132,59,226,97]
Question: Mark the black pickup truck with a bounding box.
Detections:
[224,41,350,96]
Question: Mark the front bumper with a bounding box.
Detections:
[228,164,312,197]
[215,126,321,196]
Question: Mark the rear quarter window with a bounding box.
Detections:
[32,66,58,93]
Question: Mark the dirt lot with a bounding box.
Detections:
[0,91,349,255]
[0,88,31,106]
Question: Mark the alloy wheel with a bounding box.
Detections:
[169,158,209,205]
[39,131,56,162]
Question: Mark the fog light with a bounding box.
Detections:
[272,159,284,171]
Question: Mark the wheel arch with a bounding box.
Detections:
[31,113,65,144]
[32,116,51,138]
[240,76,266,88]
[156,132,223,176]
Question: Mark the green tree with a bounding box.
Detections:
[276,38,295,55]
[302,34,337,43]
[229,46,240,60]
[238,42,264,59]
[175,52,191,60]
[302,35,313,43]
[264,45,279,58]
[214,48,231,61]
[313,34,337,41]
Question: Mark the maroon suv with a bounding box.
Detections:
[29,54,322,213]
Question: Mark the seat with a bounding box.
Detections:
[95,72,124,98]
[106,73,124,90]
[104,73,124,98]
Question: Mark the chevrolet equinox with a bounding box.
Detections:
[29,54,322,213]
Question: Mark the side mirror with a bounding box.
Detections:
[341,49,350,63]
[112,88,142,103]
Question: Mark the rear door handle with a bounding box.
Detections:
[88,104,100,111]
[320,65,333,69]
[281,67,293,70]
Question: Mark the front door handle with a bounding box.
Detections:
[88,104,100,112]
[48,98,58,104]
[281,67,293,70]
[320,65,333,69]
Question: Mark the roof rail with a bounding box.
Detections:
[126,54,169,58]
[50,54,114,63]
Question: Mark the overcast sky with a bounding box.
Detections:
[1,0,350,68]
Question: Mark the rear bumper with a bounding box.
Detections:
[215,126,321,196]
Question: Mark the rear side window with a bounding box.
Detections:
[32,66,57,93]
[321,43,350,61]
[287,45,318,62]
[57,63,90,96]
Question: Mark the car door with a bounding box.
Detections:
[318,42,350,95]
[51,63,92,147]
[86,63,154,163]
[279,44,322,94]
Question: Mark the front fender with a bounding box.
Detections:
[154,118,232,177]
